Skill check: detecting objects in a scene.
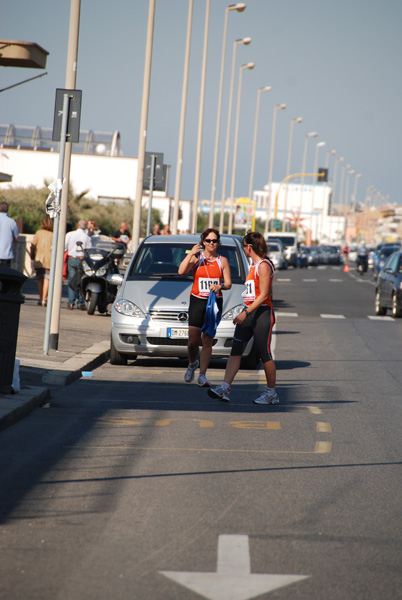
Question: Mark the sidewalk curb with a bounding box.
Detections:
[0,386,50,431]
[42,340,110,386]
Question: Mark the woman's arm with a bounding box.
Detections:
[233,261,272,324]
[209,256,232,292]
[178,244,201,275]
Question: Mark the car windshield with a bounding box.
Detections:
[127,242,246,282]
[268,236,295,248]
[267,243,280,252]
[380,246,399,259]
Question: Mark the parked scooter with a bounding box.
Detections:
[76,238,126,314]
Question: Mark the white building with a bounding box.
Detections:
[0,124,191,233]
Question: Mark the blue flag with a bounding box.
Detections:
[201,290,221,338]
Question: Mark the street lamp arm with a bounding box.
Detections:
[0,71,47,93]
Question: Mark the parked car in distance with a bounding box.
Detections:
[373,244,401,280]
[327,245,343,265]
[375,250,402,317]
[108,234,258,368]
[296,245,308,268]
[266,241,288,270]
[304,246,319,266]
[265,233,298,267]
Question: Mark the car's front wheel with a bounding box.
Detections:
[375,290,387,316]
[110,336,128,365]
[392,293,402,318]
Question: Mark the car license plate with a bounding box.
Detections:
[167,328,188,339]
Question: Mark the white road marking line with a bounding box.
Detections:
[314,441,332,453]
[329,279,343,282]
[368,316,394,321]
[303,278,317,282]
[277,278,291,282]
[275,312,298,317]
[316,422,332,433]
[320,314,345,319]
[306,406,324,414]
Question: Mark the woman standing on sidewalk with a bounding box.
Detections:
[208,231,278,405]
[30,215,53,306]
[178,228,231,387]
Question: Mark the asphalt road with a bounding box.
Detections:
[1,264,401,600]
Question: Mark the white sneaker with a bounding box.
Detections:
[184,359,199,383]
[253,389,279,405]
[208,384,230,402]
[198,373,210,387]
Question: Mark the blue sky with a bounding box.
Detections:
[1,0,401,207]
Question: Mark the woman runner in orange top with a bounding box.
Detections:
[178,228,231,387]
[208,231,278,405]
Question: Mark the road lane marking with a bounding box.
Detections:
[368,316,394,321]
[275,312,298,317]
[306,406,324,414]
[314,441,332,453]
[320,314,345,319]
[316,422,332,433]
[156,418,214,428]
[303,278,317,282]
[329,279,343,282]
[277,278,291,281]
[160,535,309,600]
[229,421,281,430]
[82,445,329,455]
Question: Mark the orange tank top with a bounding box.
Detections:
[191,254,223,299]
[242,258,274,307]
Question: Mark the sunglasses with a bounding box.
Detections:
[204,239,218,244]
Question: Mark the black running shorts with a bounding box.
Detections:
[188,294,223,329]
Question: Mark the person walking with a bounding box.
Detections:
[0,200,19,267]
[30,215,53,306]
[178,228,231,387]
[112,222,131,245]
[208,231,278,405]
[65,219,91,309]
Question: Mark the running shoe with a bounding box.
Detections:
[253,389,279,405]
[198,373,210,388]
[184,359,199,383]
[208,384,230,402]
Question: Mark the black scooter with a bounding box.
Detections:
[76,239,126,314]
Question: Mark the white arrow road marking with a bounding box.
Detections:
[160,534,309,600]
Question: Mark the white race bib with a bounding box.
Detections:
[198,277,219,297]
[242,279,255,302]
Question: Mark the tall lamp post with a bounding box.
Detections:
[264,102,286,234]
[282,116,302,232]
[191,0,210,233]
[308,140,325,241]
[208,2,247,228]
[318,148,335,241]
[227,61,255,234]
[328,155,343,243]
[172,0,194,236]
[219,36,252,232]
[248,86,272,202]
[297,131,317,241]
[351,173,363,212]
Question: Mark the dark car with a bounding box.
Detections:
[375,251,402,317]
[373,245,401,280]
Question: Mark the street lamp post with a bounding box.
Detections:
[351,173,363,212]
[208,2,246,229]
[282,116,302,232]
[318,148,335,241]
[227,61,255,234]
[172,0,194,236]
[309,140,325,241]
[191,0,210,234]
[264,103,286,234]
[248,86,272,202]
[297,131,317,241]
[328,155,343,243]
[219,36,251,232]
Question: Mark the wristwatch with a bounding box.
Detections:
[221,283,225,290]
[242,307,251,317]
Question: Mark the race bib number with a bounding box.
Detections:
[242,279,255,302]
[198,277,219,297]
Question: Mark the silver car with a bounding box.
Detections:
[109,234,257,368]
[267,241,287,270]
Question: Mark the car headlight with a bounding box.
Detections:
[114,299,146,318]
[221,304,244,321]
[95,267,107,277]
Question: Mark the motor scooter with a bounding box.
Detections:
[356,253,368,276]
[77,238,126,314]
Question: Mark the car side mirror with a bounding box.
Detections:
[108,273,124,286]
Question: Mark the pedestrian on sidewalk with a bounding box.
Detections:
[178,228,231,388]
[30,215,53,306]
[0,199,19,267]
[208,231,278,405]
[65,219,91,310]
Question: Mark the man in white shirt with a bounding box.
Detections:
[65,219,91,309]
[0,200,19,267]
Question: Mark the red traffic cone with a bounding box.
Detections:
[344,263,349,273]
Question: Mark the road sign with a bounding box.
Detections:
[52,89,82,143]
[143,152,165,191]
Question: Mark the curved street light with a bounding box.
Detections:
[208,2,247,228]
[248,86,272,202]
[297,131,317,240]
[228,62,255,234]
[264,103,286,233]
[309,140,325,240]
[282,116,302,232]
[219,36,252,232]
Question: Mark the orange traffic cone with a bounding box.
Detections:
[344,263,349,273]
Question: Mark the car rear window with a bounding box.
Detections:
[127,243,246,282]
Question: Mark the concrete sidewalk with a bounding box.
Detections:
[0,278,112,430]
